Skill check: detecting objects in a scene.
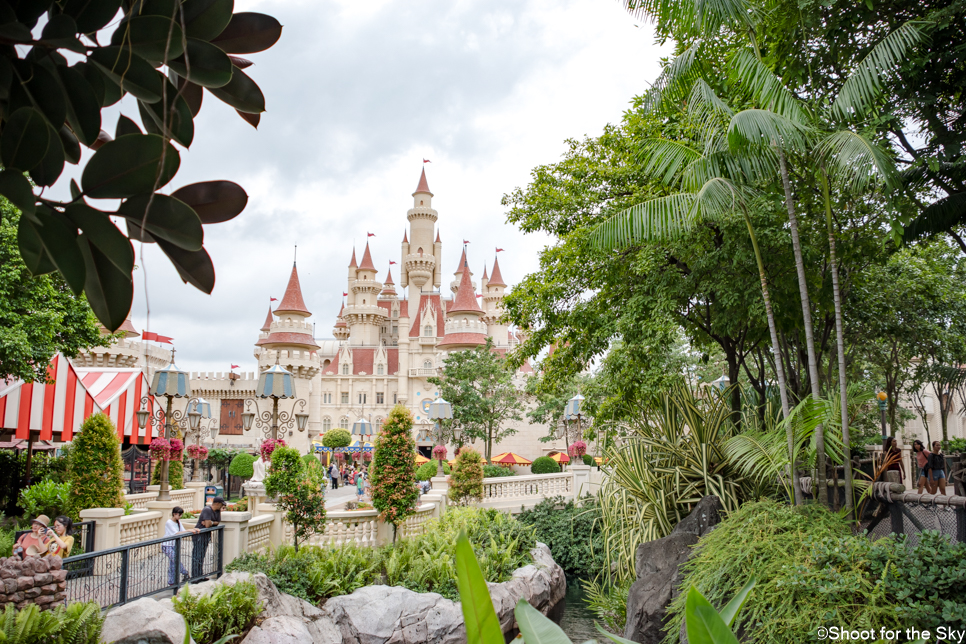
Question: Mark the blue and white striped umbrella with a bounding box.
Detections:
[187,398,212,418]
[565,394,585,419]
[352,417,373,436]
[256,363,295,399]
[151,362,191,398]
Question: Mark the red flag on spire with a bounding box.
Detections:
[496,248,504,252]
[423,159,431,163]
[142,331,158,341]
[367,232,376,237]
[156,335,174,344]
[463,240,470,244]
[389,261,397,265]
[270,297,278,301]
[231,364,239,370]
[476,294,483,298]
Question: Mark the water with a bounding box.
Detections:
[549,578,602,642]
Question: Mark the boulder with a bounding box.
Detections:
[623,496,724,644]
[241,615,315,644]
[100,597,194,644]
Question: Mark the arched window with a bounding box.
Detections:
[423,360,433,370]
[342,364,349,375]
[377,364,384,375]
[424,325,432,336]
[322,417,331,431]
[339,416,349,429]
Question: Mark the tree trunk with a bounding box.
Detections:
[821,172,854,517]
[778,149,828,504]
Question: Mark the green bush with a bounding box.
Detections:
[482,464,514,478]
[517,495,605,578]
[19,480,73,525]
[581,577,630,635]
[582,454,594,466]
[0,528,13,558]
[152,458,184,490]
[530,456,560,474]
[227,549,317,603]
[172,580,262,644]
[68,413,124,514]
[371,406,419,533]
[943,437,966,454]
[265,446,327,550]
[322,428,352,449]
[206,448,236,471]
[0,601,103,644]
[415,461,450,480]
[449,448,484,505]
[228,453,256,479]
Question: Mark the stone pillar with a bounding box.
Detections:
[257,503,284,548]
[146,499,179,539]
[219,511,252,566]
[78,508,124,573]
[430,476,449,493]
[570,463,591,498]
[186,482,206,512]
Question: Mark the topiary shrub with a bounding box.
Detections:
[265,446,326,551]
[531,456,561,475]
[229,453,256,479]
[582,454,594,466]
[371,405,418,540]
[416,461,450,480]
[449,447,484,506]
[482,464,514,478]
[152,457,184,490]
[68,413,124,513]
[302,453,322,470]
[322,428,352,449]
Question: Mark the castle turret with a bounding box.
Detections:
[439,253,487,350]
[482,255,509,346]
[450,247,472,295]
[344,241,387,346]
[333,303,349,341]
[404,168,438,302]
[379,265,397,299]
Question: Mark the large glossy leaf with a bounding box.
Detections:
[12,0,50,28]
[167,38,233,88]
[117,193,203,250]
[902,192,966,243]
[138,81,195,147]
[65,202,135,273]
[0,57,13,100]
[40,14,85,52]
[1,106,50,171]
[0,17,33,42]
[57,65,102,146]
[212,12,282,54]
[111,15,185,63]
[58,124,81,165]
[236,109,259,128]
[0,169,36,217]
[62,0,123,33]
[29,123,65,187]
[17,213,56,274]
[594,623,638,644]
[172,180,247,223]
[718,578,755,628]
[183,0,234,41]
[75,62,115,107]
[22,207,87,294]
[126,218,156,243]
[156,237,215,293]
[14,60,68,128]
[454,533,503,644]
[207,65,264,113]
[178,76,204,116]
[81,134,180,199]
[115,114,142,138]
[515,600,572,644]
[78,234,134,331]
[90,46,165,103]
[684,587,740,644]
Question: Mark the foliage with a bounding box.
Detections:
[301,453,322,470]
[172,580,262,644]
[228,453,256,479]
[582,454,594,467]
[530,456,560,475]
[259,439,285,460]
[370,405,419,535]
[0,0,281,331]
[448,448,484,506]
[944,438,966,454]
[206,448,236,471]
[225,497,248,512]
[683,580,756,644]
[517,495,605,578]
[152,457,184,490]
[0,527,13,558]
[428,338,524,461]
[581,577,631,635]
[68,412,123,514]
[264,446,326,551]
[416,461,449,480]
[0,601,103,644]
[321,428,352,449]
[482,464,514,478]
[18,480,72,524]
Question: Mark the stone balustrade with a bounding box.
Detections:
[123,484,206,514]
[123,492,156,510]
[118,511,164,546]
[246,515,274,553]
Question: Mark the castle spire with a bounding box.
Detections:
[454,248,469,275]
[359,241,376,271]
[489,255,506,287]
[349,248,357,268]
[450,257,482,313]
[403,230,408,243]
[260,306,274,332]
[413,167,432,196]
[275,263,311,316]
[384,265,395,285]
[435,230,441,243]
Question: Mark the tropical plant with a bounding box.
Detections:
[0,601,103,644]
[228,453,256,479]
[448,447,484,506]
[264,445,326,551]
[370,405,419,541]
[18,480,73,524]
[0,527,13,558]
[530,456,560,475]
[68,412,123,514]
[517,495,605,578]
[172,580,262,644]
[416,461,450,480]
[321,428,351,449]
[206,448,235,472]
[581,577,630,635]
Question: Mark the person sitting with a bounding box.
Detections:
[13,515,51,559]
[45,516,74,558]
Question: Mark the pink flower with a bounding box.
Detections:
[168,438,184,461]
[260,438,286,459]
[150,438,170,459]
[432,445,448,460]
[569,441,587,458]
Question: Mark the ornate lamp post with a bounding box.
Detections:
[428,395,455,476]
[554,394,586,469]
[184,398,216,482]
[240,357,309,441]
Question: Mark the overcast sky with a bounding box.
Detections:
[75,0,669,373]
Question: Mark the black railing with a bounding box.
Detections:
[14,520,96,557]
[60,525,223,609]
[861,495,966,546]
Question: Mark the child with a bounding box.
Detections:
[355,468,365,502]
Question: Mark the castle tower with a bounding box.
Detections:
[379,265,397,300]
[450,247,472,295]
[439,253,487,350]
[482,255,509,346]
[344,241,387,346]
[403,168,440,302]
[332,303,349,341]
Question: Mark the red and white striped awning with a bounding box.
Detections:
[0,354,102,441]
[76,368,161,443]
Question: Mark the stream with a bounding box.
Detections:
[548,577,604,642]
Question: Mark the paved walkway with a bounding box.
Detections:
[325,482,362,510]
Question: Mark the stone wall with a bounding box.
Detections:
[0,556,68,611]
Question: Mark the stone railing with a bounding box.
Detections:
[398,503,435,540]
[475,469,587,512]
[246,515,274,553]
[308,509,380,548]
[170,489,198,512]
[123,492,156,510]
[118,511,164,546]
[122,484,206,514]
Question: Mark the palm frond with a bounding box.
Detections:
[691,177,746,220]
[621,0,755,37]
[728,109,811,152]
[832,20,930,119]
[729,48,808,123]
[687,78,734,140]
[591,193,698,250]
[636,138,703,186]
[901,192,966,243]
[642,41,702,113]
[814,130,898,193]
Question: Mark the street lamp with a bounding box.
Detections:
[877,391,889,439]
[136,351,192,501]
[240,356,309,440]
[428,395,454,477]
[184,398,216,482]
[555,393,586,468]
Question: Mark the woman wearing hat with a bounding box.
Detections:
[12,515,51,559]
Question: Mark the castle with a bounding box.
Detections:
[78,169,559,460]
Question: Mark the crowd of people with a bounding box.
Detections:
[327,461,370,502]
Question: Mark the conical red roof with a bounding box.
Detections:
[359,242,376,271]
[435,230,441,243]
[275,264,311,316]
[335,303,346,327]
[403,230,408,243]
[450,260,482,314]
[482,266,488,281]
[260,306,274,331]
[384,266,395,285]
[119,319,139,337]
[414,168,432,195]
[454,248,468,275]
[349,248,357,268]
[489,256,506,287]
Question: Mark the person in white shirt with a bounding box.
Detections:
[163,507,199,585]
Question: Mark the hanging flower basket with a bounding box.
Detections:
[362,451,373,462]
[569,441,587,458]
[186,444,209,460]
[351,451,361,462]
[149,438,170,460]
[168,438,184,461]
[260,438,286,460]
[432,444,448,461]
[334,451,345,464]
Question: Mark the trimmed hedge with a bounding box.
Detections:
[68,413,123,513]
[229,453,256,479]
[416,461,450,480]
[531,456,560,475]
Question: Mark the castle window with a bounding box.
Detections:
[377,392,384,404]
[423,360,433,370]
[323,393,332,404]
[358,393,367,404]
[342,364,349,375]
[339,416,348,429]
[322,417,331,431]
[341,392,349,404]
[424,325,432,337]
[393,393,397,404]
[377,364,384,375]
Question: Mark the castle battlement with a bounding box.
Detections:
[190,371,257,381]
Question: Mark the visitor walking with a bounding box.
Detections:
[929,442,948,496]
[913,440,932,493]
[191,497,223,579]
[163,507,198,585]
[884,437,904,482]
[329,462,339,490]
[355,468,365,502]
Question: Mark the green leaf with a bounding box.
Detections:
[172,180,247,223]
[28,123,65,188]
[81,133,181,199]
[684,586,740,644]
[59,123,81,164]
[168,38,233,88]
[1,106,50,171]
[65,203,135,274]
[62,0,123,33]
[23,207,87,294]
[718,578,755,628]
[14,60,68,129]
[70,179,81,201]
[0,56,13,100]
[90,46,165,103]
[111,15,185,63]
[207,65,265,113]
[176,76,204,116]
[594,623,638,644]
[156,237,215,293]
[727,109,810,152]
[57,65,102,146]
[182,0,234,41]
[117,193,204,251]
[137,81,196,147]
[40,14,85,52]
[0,18,32,42]
[236,109,259,128]
[515,600,573,644]
[17,212,56,275]
[126,218,156,243]
[0,169,36,217]
[78,234,134,332]
[455,532,504,644]
[212,12,282,54]
[74,61,116,107]
[11,0,50,28]
[902,192,966,243]
[116,114,143,138]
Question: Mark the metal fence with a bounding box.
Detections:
[14,520,95,556]
[60,525,223,609]
[861,495,966,546]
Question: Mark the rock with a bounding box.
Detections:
[31,558,49,573]
[623,496,724,644]
[23,587,41,599]
[35,572,52,585]
[16,576,33,591]
[50,569,68,582]
[3,578,17,594]
[323,585,466,644]
[48,557,62,570]
[241,616,316,644]
[100,597,194,644]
